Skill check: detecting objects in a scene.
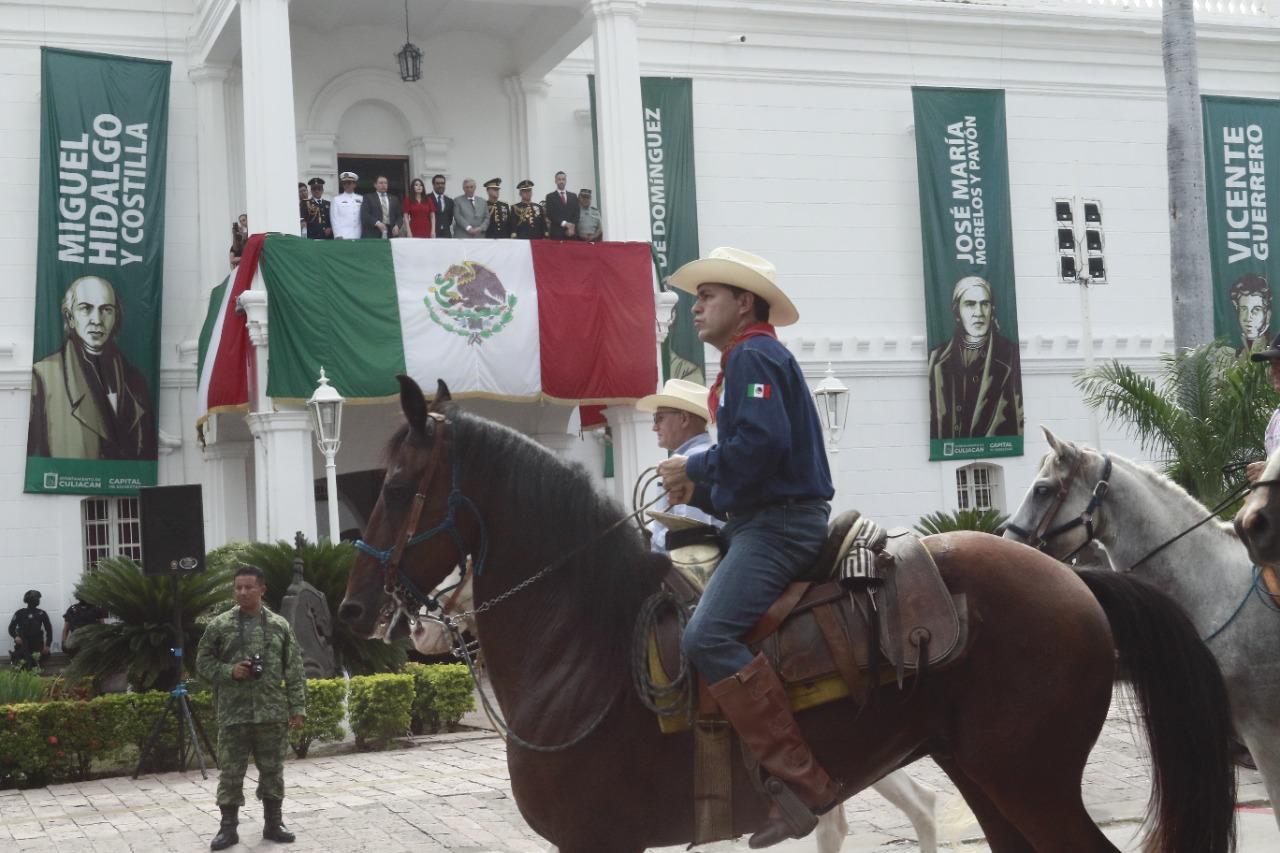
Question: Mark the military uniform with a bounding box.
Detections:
[510,179,549,239]
[330,171,363,240]
[301,178,332,239]
[483,177,511,239]
[196,604,306,808]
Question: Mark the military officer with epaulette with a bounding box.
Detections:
[510,179,549,239]
[197,565,306,850]
[302,177,332,239]
[484,178,511,239]
[330,171,363,240]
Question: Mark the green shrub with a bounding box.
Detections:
[291,678,347,758]
[915,508,1008,536]
[348,674,413,750]
[405,663,475,734]
[64,556,232,692]
[0,669,49,704]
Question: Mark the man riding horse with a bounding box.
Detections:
[656,247,838,848]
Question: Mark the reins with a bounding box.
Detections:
[1006,454,1112,563]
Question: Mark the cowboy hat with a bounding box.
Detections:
[667,247,799,327]
[636,378,711,422]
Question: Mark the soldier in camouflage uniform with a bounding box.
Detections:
[197,565,306,850]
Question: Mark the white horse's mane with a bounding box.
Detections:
[1099,451,1241,542]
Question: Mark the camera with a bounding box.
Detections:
[248,653,264,680]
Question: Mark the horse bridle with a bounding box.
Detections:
[1006,454,1112,562]
[354,413,489,636]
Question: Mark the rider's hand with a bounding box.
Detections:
[231,660,252,681]
[658,456,694,505]
[1248,461,1267,483]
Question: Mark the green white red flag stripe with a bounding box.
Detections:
[197,236,657,420]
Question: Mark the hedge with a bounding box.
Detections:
[0,665,475,786]
[290,678,346,759]
[348,673,414,750]
[405,663,475,735]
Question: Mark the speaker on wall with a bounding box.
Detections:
[139,485,206,576]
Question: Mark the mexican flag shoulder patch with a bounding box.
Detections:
[746,383,772,399]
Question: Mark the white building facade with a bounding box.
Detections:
[2,0,1278,648]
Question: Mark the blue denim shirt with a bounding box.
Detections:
[685,336,834,513]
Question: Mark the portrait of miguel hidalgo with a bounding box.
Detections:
[926,275,1024,441]
[27,275,156,461]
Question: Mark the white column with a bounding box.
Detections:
[589,0,650,241]
[201,440,252,547]
[247,411,318,542]
[190,63,232,291]
[297,130,338,189]
[238,286,318,542]
[240,0,301,234]
[504,75,549,185]
[603,404,664,506]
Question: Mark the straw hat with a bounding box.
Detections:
[636,378,711,422]
[668,247,799,327]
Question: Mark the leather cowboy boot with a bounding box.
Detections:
[262,798,295,843]
[709,653,840,849]
[209,805,238,851]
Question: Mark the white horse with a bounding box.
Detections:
[1006,428,1280,834]
[413,568,939,853]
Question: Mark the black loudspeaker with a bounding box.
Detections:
[139,485,206,576]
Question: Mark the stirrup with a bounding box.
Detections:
[764,776,819,836]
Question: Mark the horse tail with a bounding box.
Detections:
[1076,569,1236,853]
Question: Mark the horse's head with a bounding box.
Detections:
[338,375,482,640]
[1004,427,1111,561]
[1235,445,1280,566]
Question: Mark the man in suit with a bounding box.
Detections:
[452,178,489,239]
[430,174,454,238]
[28,276,156,461]
[484,178,511,238]
[359,175,401,239]
[545,171,579,240]
[926,276,1023,440]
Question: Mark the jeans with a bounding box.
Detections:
[681,500,830,682]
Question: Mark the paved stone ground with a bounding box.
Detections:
[0,688,1269,853]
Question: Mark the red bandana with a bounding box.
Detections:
[707,322,778,423]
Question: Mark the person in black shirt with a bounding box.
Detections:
[8,590,53,670]
[61,598,108,658]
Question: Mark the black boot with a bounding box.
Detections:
[209,805,238,851]
[262,798,296,843]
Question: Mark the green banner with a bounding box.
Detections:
[25,48,170,495]
[1202,96,1280,352]
[642,78,704,386]
[912,88,1024,462]
[588,76,705,385]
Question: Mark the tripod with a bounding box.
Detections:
[133,574,216,779]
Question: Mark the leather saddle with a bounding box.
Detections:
[644,510,969,733]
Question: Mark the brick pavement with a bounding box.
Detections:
[0,689,1266,853]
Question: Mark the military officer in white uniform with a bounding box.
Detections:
[330,171,363,240]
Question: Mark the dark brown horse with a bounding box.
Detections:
[339,377,1237,853]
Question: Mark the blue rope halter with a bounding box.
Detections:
[354,417,489,615]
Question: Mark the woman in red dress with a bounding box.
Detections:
[403,178,436,238]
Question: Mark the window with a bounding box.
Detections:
[82,496,142,571]
[956,463,1003,513]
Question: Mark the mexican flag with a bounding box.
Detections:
[197,235,657,418]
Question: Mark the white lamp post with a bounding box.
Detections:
[812,363,850,452]
[307,368,345,544]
